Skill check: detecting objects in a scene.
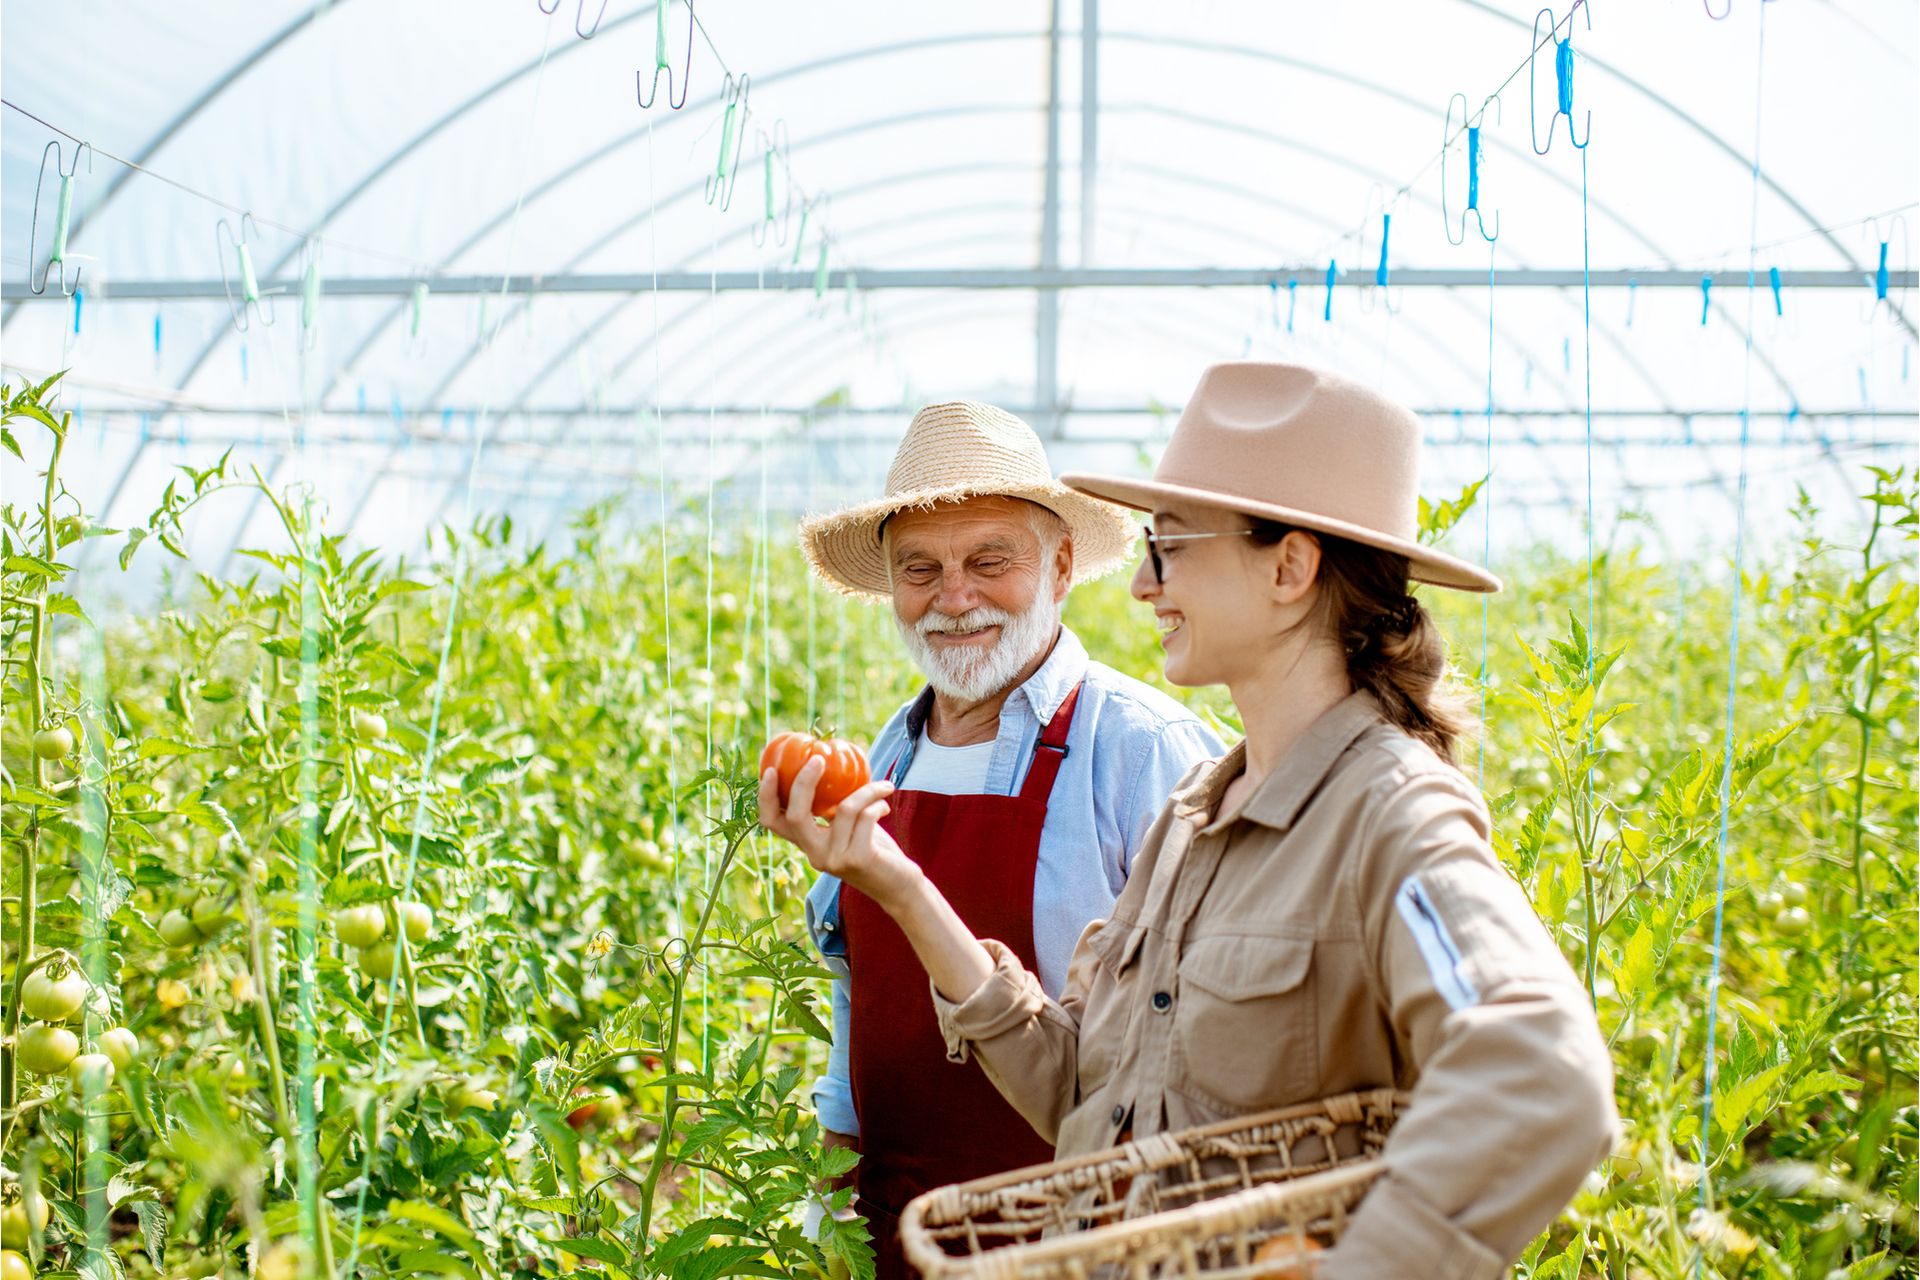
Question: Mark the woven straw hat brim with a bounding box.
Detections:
[800,480,1135,599]
[1059,471,1502,594]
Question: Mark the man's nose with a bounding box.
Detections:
[934,567,979,612]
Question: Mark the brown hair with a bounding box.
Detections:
[1247,518,1477,766]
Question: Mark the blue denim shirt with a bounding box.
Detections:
[804,626,1224,1137]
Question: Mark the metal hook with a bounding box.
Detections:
[1530,2,1592,155]
[1442,93,1502,245]
[215,213,274,333]
[751,121,794,249]
[637,0,695,110]
[28,140,93,297]
[705,73,750,211]
[537,0,610,39]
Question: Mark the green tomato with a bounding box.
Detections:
[16,1023,79,1075]
[334,905,387,949]
[1756,891,1786,916]
[398,901,434,944]
[445,1083,499,1118]
[1852,979,1877,1003]
[31,727,73,761]
[178,1252,224,1279]
[97,1027,139,1071]
[3,1248,32,1280]
[1773,906,1812,937]
[21,967,87,1022]
[157,909,202,948]
[1,1193,47,1249]
[350,710,388,742]
[68,1053,114,1093]
[257,1242,303,1280]
[190,894,233,936]
[357,941,397,981]
[1778,881,1809,908]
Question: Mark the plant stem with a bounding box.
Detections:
[2,415,66,1133]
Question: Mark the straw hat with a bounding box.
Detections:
[800,401,1135,598]
[1061,362,1501,593]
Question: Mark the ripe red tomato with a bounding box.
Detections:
[760,733,870,818]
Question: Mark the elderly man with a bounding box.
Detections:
[797,401,1221,1277]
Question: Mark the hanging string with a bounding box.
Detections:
[1696,5,1768,1260]
[1479,233,1497,789]
[338,18,560,1280]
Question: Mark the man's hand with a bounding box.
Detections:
[760,758,919,909]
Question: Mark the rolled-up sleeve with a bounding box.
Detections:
[1326,771,1619,1279]
[930,922,1101,1145]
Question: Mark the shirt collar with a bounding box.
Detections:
[1173,689,1384,833]
[901,625,1091,739]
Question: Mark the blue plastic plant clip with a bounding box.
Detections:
[357,384,368,414]
[1443,93,1502,245]
[240,345,250,385]
[1700,275,1712,325]
[72,289,83,335]
[1768,266,1782,316]
[1562,336,1572,372]
[1375,214,1392,288]
[153,311,163,356]
[1874,241,1889,301]
[1287,279,1298,332]
[1530,3,1592,155]
[1626,277,1637,327]
[1323,259,1337,322]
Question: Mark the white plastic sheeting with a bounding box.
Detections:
[2,1,1915,577]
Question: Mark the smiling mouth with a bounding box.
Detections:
[928,624,1000,643]
[1156,614,1184,639]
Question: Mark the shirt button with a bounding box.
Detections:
[1151,990,1173,1012]
[1111,1104,1125,1125]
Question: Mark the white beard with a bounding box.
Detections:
[897,574,1061,703]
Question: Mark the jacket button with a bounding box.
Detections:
[1151,990,1172,1012]
[1111,1104,1125,1125]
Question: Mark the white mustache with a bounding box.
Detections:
[916,607,1013,636]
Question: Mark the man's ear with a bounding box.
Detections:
[1053,536,1074,603]
[1272,530,1322,605]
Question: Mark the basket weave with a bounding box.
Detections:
[900,1089,1407,1280]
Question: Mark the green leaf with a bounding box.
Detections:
[1616,921,1656,998]
[137,735,210,760]
[1788,1069,1862,1102]
[556,1236,630,1266]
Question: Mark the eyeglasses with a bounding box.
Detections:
[1139,524,1254,586]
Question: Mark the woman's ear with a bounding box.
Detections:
[1272,530,1322,605]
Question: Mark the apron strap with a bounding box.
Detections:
[1017,681,1082,804]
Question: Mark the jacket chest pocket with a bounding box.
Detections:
[1170,934,1319,1112]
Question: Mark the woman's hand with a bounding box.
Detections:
[760,758,920,909]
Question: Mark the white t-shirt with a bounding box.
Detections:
[897,737,995,795]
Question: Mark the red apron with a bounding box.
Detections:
[842,684,1081,1280]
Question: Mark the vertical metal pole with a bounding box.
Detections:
[1081,0,1099,267]
[1037,0,1064,436]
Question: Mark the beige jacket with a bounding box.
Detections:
[931,690,1618,1279]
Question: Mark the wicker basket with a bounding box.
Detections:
[899,1089,1407,1280]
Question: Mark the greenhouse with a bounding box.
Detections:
[1,2,1915,1279]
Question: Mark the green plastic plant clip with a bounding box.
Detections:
[51,174,73,265]
[813,242,829,299]
[844,272,858,315]
[791,206,810,267]
[237,243,261,305]
[763,150,776,222]
[301,256,322,331]
[410,282,429,338]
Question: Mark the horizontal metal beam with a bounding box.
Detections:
[7,267,1911,301]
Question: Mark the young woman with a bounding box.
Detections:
[762,362,1617,1277]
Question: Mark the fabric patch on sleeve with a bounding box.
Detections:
[1395,875,1480,1011]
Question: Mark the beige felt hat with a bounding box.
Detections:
[1061,361,1501,593]
[800,401,1135,598]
